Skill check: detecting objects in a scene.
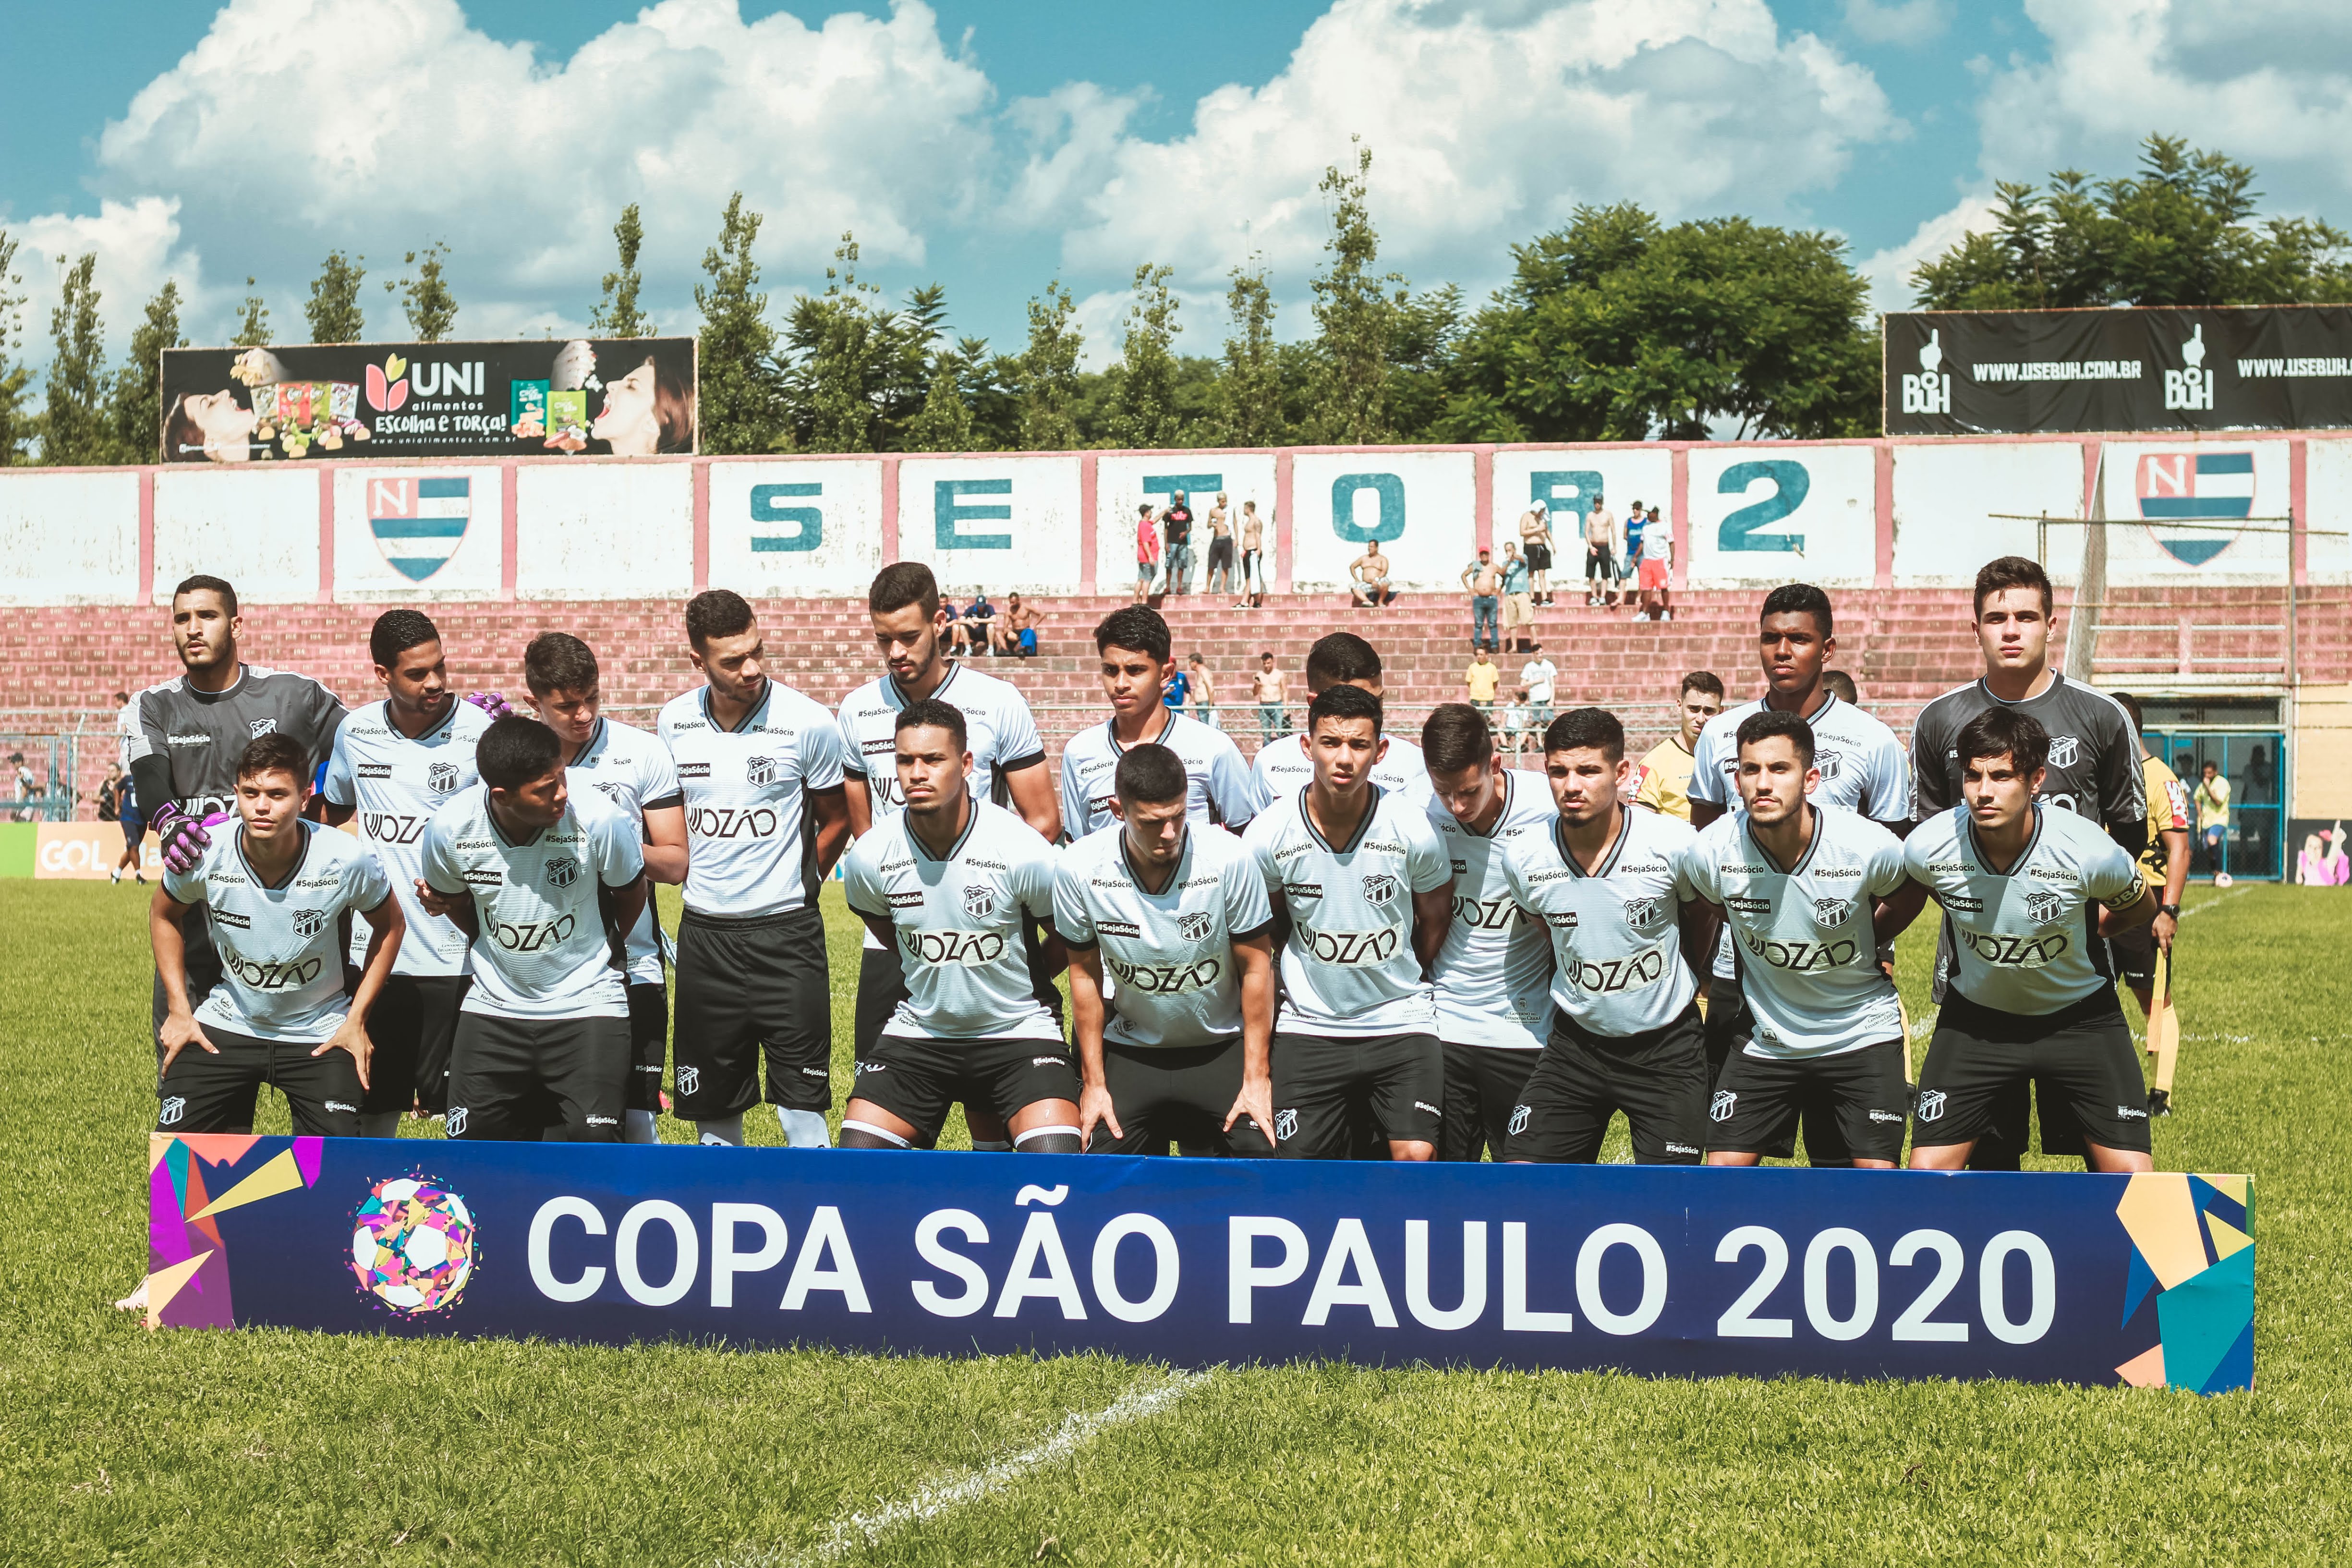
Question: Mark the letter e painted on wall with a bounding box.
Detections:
[935,479,1014,550]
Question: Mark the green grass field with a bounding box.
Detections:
[3,878,2346,1565]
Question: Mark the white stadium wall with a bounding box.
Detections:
[1,434,2344,607]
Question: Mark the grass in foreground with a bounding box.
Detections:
[0,880,2344,1565]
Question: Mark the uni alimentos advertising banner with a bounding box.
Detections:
[159,338,697,462]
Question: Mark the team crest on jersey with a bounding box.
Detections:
[746,755,779,786]
[1178,911,1213,943]
[1915,1089,1946,1122]
[962,883,996,918]
[427,761,460,793]
[159,1095,187,1126]
[291,907,330,938]
[676,1067,700,1097]
[1710,1089,1737,1123]
[1623,896,1665,930]
[444,1106,469,1136]
[1273,1108,1300,1142]
[2047,735,2081,770]
[545,855,580,889]
[1816,748,1843,780]
[248,717,278,739]
[1361,873,1401,907]
[1813,896,1853,927]
[2024,888,2064,924]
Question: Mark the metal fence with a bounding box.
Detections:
[0,726,89,823]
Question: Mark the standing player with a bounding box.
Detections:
[1502,708,1711,1166]
[420,717,648,1142]
[128,575,348,1050]
[838,563,1060,1153]
[1249,633,1434,807]
[1682,712,1921,1168]
[2110,692,2192,1114]
[1632,671,1724,821]
[322,610,492,1138]
[1243,685,1454,1161]
[839,701,1079,1153]
[1420,703,1556,1161]
[526,632,690,1144]
[1909,556,2144,1167]
[1905,708,2157,1173]
[1056,743,1278,1155]
[659,591,848,1148]
[1060,606,1257,839]
[153,734,402,1136]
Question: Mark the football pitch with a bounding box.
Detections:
[4,879,2347,1565]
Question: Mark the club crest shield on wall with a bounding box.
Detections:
[2135,451,2251,567]
[368,476,472,581]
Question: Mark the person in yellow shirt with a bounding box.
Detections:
[1630,670,1723,819]
[2109,693,2191,1115]
[1464,647,1502,717]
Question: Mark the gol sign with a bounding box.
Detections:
[36,822,158,880]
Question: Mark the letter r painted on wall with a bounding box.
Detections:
[1142,473,1223,507]
[750,483,822,553]
[1529,471,1605,520]
[1332,474,1405,543]
[935,479,1014,550]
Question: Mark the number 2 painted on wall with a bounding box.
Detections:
[1717,461,1808,554]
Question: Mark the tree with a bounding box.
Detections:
[233,277,272,347]
[395,244,457,341]
[304,251,366,342]
[1308,140,1404,444]
[1018,281,1082,451]
[591,204,651,337]
[0,231,32,466]
[112,280,183,462]
[1113,263,1183,448]
[41,253,115,465]
[1387,283,1465,442]
[776,237,952,452]
[694,192,780,454]
[1216,256,1283,446]
[903,341,976,451]
[1912,134,2352,308]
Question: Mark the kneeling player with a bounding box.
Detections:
[1502,708,1711,1165]
[420,718,649,1142]
[1681,711,1920,1168]
[154,734,402,1136]
[1904,708,2157,1173]
[1056,743,1277,1154]
[840,701,1081,1153]
[1243,684,1453,1160]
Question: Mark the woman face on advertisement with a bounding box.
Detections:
[592,360,662,455]
[169,389,257,462]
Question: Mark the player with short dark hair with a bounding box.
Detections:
[155,733,402,1136]
[659,591,848,1147]
[1420,702,1556,1160]
[1243,683,1455,1160]
[420,717,649,1142]
[1904,707,2157,1174]
[840,700,1079,1153]
[1820,669,1859,705]
[528,631,689,1144]
[322,609,492,1136]
[1249,632,1433,807]
[1057,743,1278,1155]
[1502,707,1712,1165]
[1633,670,1724,822]
[1681,711,1922,1168]
[1060,605,1256,839]
[2110,691,2192,1115]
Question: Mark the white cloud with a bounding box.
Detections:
[1856,190,1997,312]
[1841,0,1951,48]
[8,198,199,364]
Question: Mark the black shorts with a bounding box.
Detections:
[1584,544,1613,577]
[350,971,470,1116]
[1702,991,1751,1086]
[1206,535,1236,570]
[849,1033,1079,1146]
[627,980,669,1113]
[1088,1037,1270,1155]
[2107,919,2160,986]
[1504,1003,1708,1165]
[158,1022,364,1137]
[446,1011,629,1142]
[1439,1042,1541,1162]
[121,811,146,849]
[1914,989,2150,1155]
[1524,541,1552,572]
[1268,1029,1443,1158]
[855,935,1065,1065]
[1709,1039,1910,1164]
[672,905,832,1117]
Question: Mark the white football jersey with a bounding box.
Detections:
[1903,802,2146,1015]
[164,821,393,1043]
[1689,692,1909,821]
[421,787,645,1021]
[659,680,845,920]
[323,697,490,976]
[1053,822,1274,1050]
[842,799,1063,1044]
[1426,772,1557,1051]
[1683,803,1908,1058]
[1251,730,1433,811]
[1504,805,1699,1038]
[1243,785,1452,1037]
[1059,709,1259,839]
[564,717,683,986]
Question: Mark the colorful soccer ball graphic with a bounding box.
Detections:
[351,1176,476,1313]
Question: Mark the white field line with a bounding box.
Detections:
[2179,886,2250,919]
[729,1373,1208,1568]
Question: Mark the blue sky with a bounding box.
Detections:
[5,0,2350,371]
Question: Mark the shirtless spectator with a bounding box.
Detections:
[1251,651,1287,742]
[1205,492,1238,596]
[1350,543,1396,609]
[1584,493,1620,608]
[993,592,1043,658]
[1239,501,1267,608]
[1518,501,1555,605]
[1462,547,1502,652]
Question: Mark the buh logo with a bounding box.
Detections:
[1900,328,1952,415]
[2163,324,2214,413]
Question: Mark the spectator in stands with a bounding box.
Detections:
[1188,653,1219,729]
[1252,651,1286,742]
[11,752,38,822]
[1239,501,1267,608]
[960,590,997,656]
[2194,760,2231,883]
[1465,647,1501,717]
[1499,542,1536,652]
[1135,502,1162,605]
[1634,503,1673,621]
[1462,548,1501,652]
[1520,650,1559,735]
[1632,670,1724,822]
[1163,491,1197,595]
[1822,669,1859,704]
[1205,493,1238,597]
[994,593,1042,658]
[1503,688,1538,754]
[1617,501,1646,610]
[1584,493,1619,608]
[1518,501,1555,605]
[1163,657,1191,714]
[1350,543,1396,610]
[941,590,969,654]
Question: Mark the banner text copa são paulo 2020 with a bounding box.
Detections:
[148,1136,2254,1393]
